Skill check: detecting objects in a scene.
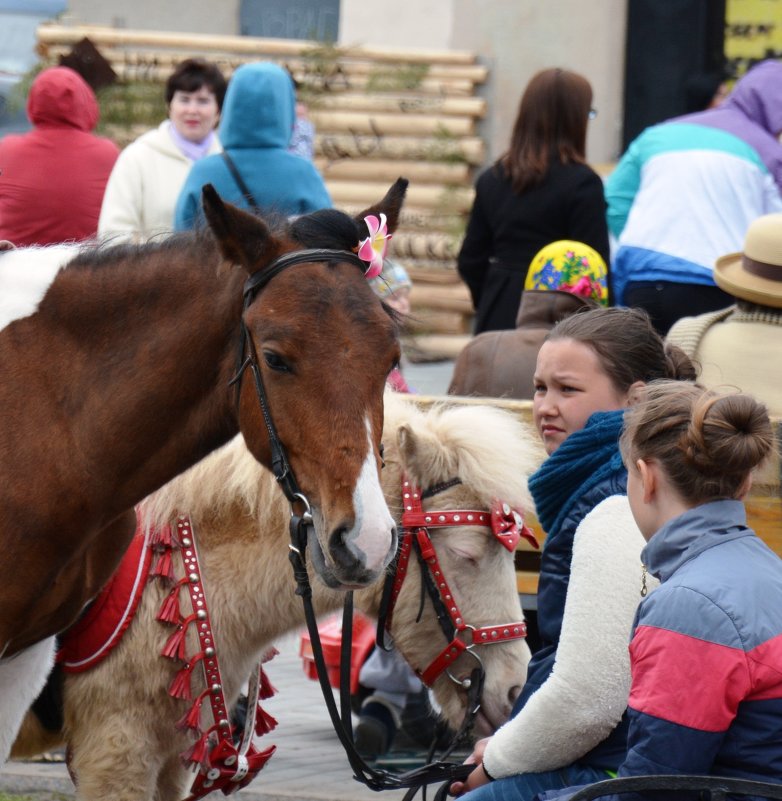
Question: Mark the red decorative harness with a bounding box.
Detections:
[58,514,277,800]
[387,477,536,687]
[152,516,277,800]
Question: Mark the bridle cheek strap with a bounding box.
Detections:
[394,477,529,687]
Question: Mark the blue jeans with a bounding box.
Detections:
[461,764,612,801]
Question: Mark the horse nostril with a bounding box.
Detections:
[328,524,356,568]
[508,684,522,706]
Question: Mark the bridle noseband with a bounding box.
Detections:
[379,476,532,688]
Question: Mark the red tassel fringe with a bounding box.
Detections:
[181,731,211,770]
[150,549,174,583]
[176,688,210,734]
[156,578,188,625]
[259,669,277,700]
[150,523,174,549]
[168,654,203,700]
[162,625,187,662]
[161,613,198,661]
[254,706,278,736]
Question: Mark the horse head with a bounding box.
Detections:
[378,395,545,735]
[201,181,408,590]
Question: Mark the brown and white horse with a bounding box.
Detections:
[0,181,407,761]
[13,393,541,801]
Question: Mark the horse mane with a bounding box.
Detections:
[139,435,276,532]
[140,393,544,531]
[65,229,219,272]
[382,393,543,513]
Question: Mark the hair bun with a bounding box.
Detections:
[683,393,773,477]
[664,343,698,381]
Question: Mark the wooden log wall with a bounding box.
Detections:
[36,24,480,337]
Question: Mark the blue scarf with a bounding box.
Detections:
[529,409,625,535]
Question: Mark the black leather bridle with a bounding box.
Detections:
[289,478,483,800]
[233,249,477,797]
[230,248,370,508]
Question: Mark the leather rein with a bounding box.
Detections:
[289,474,534,797]
[231,251,531,795]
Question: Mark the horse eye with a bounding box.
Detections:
[263,351,291,373]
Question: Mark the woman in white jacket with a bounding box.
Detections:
[98,58,226,243]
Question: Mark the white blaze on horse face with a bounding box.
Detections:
[348,418,396,571]
[0,245,79,332]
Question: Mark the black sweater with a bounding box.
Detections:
[457,160,610,334]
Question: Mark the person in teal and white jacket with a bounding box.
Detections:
[606,59,782,335]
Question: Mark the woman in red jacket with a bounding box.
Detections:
[0,66,119,246]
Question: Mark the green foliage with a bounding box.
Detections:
[4,62,46,116]
[423,126,469,165]
[95,81,166,134]
[366,63,428,92]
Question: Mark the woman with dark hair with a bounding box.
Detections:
[98,58,227,242]
[450,308,696,801]
[458,68,610,334]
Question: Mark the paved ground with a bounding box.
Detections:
[400,359,455,397]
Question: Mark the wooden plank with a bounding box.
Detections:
[391,232,462,261]
[406,266,463,285]
[314,158,470,185]
[42,44,487,91]
[326,180,473,212]
[309,110,475,137]
[410,284,473,314]
[310,93,486,118]
[406,310,470,335]
[314,133,485,166]
[36,24,483,66]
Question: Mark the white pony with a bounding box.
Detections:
[14,394,541,801]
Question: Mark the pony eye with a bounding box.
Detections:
[263,351,291,373]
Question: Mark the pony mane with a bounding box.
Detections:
[139,435,271,531]
[382,393,544,514]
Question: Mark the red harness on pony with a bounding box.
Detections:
[57,514,276,800]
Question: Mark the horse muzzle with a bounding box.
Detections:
[308,518,397,589]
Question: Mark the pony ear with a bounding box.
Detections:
[201,184,276,270]
[354,177,409,235]
[398,422,446,486]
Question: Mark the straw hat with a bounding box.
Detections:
[714,213,782,309]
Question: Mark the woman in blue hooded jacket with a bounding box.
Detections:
[175,62,331,228]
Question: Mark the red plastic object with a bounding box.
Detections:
[299,611,376,693]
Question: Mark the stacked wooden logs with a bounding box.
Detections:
[36,24,482,340]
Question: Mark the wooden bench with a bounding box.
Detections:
[408,395,782,610]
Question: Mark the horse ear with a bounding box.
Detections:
[201,184,275,270]
[354,177,408,235]
[398,422,444,485]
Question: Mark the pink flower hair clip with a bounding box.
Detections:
[357,213,392,278]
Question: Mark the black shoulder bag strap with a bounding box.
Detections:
[222,150,259,210]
